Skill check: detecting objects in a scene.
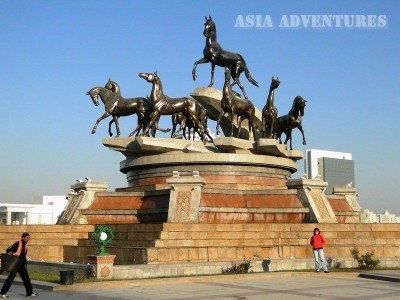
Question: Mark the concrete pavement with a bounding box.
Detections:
[1,271,400,299]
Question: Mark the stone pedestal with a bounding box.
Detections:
[166,171,206,223]
[57,182,108,224]
[87,255,116,279]
[287,178,337,223]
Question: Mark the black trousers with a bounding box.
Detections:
[1,264,33,296]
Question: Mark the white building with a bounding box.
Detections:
[378,210,398,223]
[362,208,378,223]
[305,149,352,179]
[0,196,67,225]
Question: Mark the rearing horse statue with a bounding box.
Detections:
[192,16,259,99]
[276,96,307,150]
[139,72,208,142]
[262,77,280,139]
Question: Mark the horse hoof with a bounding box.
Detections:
[91,130,96,134]
[193,75,197,81]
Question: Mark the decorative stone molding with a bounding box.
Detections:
[166,171,206,223]
[57,182,108,225]
[287,178,337,223]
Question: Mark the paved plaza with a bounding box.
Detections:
[1,271,400,299]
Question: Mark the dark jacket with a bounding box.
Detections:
[9,240,28,264]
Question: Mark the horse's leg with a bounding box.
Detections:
[230,112,236,137]
[108,119,115,137]
[298,124,307,145]
[284,129,292,150]
[112,116,121,138]
[262,116,266,138]
[192,57,207,81]
[271,117,276,139]
[248,117,256,141]
[232,65,248,99]
[209,63,216,87]
[141,112,158,137]
[171,114,177,138]
[129,117,142,137]
[236,115,244,138]
[216,111,226,136]
[234,78,248,99]
[91,112,110,134]
[174,120,186,138]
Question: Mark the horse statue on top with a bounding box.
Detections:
[275,96,307,150]
[192,16,259,99]
[262,77,280,139]
[138,72,211,143]
[216,68,256,141]
[103,79,170,137]
[86,86,149,138]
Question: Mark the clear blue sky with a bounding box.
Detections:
[1,1,399,214]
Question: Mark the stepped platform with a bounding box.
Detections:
[64,223,400,267]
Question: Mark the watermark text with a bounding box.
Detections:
[235,14,387,29]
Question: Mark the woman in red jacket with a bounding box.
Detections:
[310,228,329,273]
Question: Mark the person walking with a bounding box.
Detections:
[310,227,329,273]
[0,233,37,298]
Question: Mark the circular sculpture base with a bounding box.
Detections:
[103,136,302,192]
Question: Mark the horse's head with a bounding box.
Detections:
[86,87,100,106]
[139,72,158,84]
[294,96,307,116]
[203,15,215,37]
[104,78,112,90]
[104,78,121,96]
[271,77,280,90]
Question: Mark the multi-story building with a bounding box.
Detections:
[305,149,354,194]
[0,196,67,225]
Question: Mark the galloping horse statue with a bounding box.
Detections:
[262,77,280,138]
[275,96,307,150]
[216,68,256,141]
[103,79,170,137]
[86,86,149,138]
[192,16,259,99]
[138,72,209,142]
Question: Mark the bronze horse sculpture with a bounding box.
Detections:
[262,77,280,138]
[171,104,210,141]
[192,16,259,99]
[103,79,170,137]
[87,86,149,138]
[216,68,256,141]
[275,96,307,150]
[138,72,209,142]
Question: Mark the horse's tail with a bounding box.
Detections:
[244,67,259,87]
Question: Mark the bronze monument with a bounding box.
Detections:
[192,16,258,99]
[276,96,307,150]
[216,68,256,140]
[262,77,280,139]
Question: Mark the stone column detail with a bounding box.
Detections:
[287,178,337,223]
[166,171,206,223]
[57,182,108,225]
